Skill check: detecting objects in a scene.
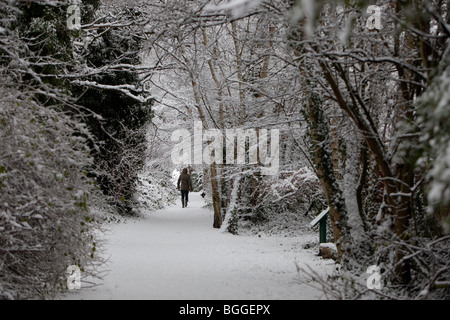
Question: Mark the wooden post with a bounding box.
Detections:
[310,207,330,244]
[319,218,327,243]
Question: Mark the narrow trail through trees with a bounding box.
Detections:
[62,193,333,300]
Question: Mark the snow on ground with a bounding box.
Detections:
[62,192,336,300]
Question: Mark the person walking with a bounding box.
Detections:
[177,168,193,208]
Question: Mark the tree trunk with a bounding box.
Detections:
[306,92,351,259]
[210,163,222,228]
[356,143,370,233]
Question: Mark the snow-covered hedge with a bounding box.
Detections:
[0,88,104,299]
[416,57,450,234]
[135,168,178,213]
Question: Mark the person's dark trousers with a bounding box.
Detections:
[181,190,189,208]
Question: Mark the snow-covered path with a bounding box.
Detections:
[62,192,334,300]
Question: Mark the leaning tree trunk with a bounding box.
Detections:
[210,163,223,228]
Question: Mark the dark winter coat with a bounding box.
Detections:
[177,173,193,191]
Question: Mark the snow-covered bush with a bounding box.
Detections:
[0,0,108,299]
[0,87,104,299]
[415,56,450,234]
[224,167,325,235]
[135,167,177,213]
